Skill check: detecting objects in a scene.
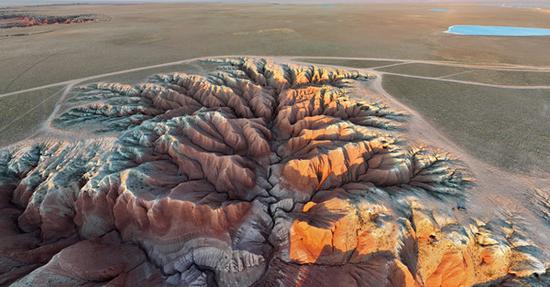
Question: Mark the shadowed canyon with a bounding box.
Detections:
[0,58,548,286]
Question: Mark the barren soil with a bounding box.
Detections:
[2,3,550,93]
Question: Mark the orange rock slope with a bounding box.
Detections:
[0,58,547,286]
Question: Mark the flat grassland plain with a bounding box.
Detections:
[2,3,550,93]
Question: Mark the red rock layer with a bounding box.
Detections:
[0,58,546,286]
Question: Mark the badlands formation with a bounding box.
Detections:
[0,58,548,286]
[0,11,98,29]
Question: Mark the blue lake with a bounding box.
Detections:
[447,25,550,36]
[431,8,448,12]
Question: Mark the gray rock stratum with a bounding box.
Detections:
[0,58,548,286]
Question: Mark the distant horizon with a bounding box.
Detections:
[3,0,550,8]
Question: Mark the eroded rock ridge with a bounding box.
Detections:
[0,58,547,286]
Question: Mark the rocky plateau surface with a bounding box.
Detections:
[0,58,548,286]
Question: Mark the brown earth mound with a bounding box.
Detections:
[0,58,547,286]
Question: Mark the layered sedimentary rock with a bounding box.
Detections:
[0,11,98,29]
[0,58,547,286]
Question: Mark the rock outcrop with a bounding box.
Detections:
[0,58,547,286]
[0,11,98,29]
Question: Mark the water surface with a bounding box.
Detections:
[447,25,550,36]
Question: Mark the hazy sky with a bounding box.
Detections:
[1,0,548,8]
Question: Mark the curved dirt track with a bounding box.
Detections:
[2,55,550,100]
